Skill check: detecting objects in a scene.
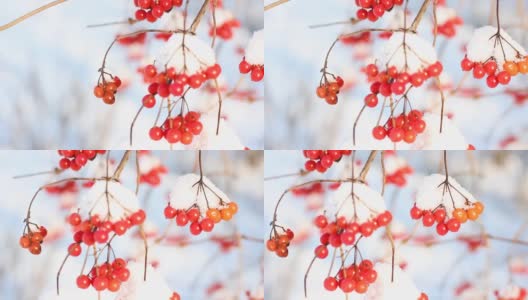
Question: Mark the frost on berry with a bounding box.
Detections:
[332,182,387,224]
[78,181,140,222]
[240,29,264,82]
[115,262,174,300]
[365,263,423,300]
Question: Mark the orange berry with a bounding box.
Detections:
[94,86,105,98]
[19,236,31,248]
[327,82,340,93]
[474,202,484,214]
[504,61,519,76]
[276,245,289,257]
[466,208,479,221]
[29,242,42,255]
[453,208,468,223]
[206,209,222,223]
[31,232,44,243]
[518,60,528,74]
[103,92,116,105]
[227,202,238,214]
[316,86,327,98]
[105,82,118,93]
[266,239,278,251]
[220,209,233,221]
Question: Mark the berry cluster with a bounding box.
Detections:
[303,150,352,173]
[385,164,413,187]
[437,16,463,38]
[142,63,222,106]
[19,226,48,255]
[45,180,78,195]
[76,258,130,292]
[355,0,404,22]
[149,111,203,145]
[67,210,146,250]
[133,0,183,23]
[266,228,294,258]
[340,32,371,46]
[93,76,122,105]
[494,286,527,300]
[239,58,264,82]
[140,164,168,187]
[313,212,392,250]
[315,76,344,105]
[210,19,241,40]
[364,62,443,100]
[372,110,426,143]
[410,202,484,236]
[164,202,238,235]
[58,150,107,171]
[461,56,528,88]
[323,260,377,294]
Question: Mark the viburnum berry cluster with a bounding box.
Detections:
[209,3,240,41]
[138,151,168,186]
[355,0,404,22]
[149,111,204,145]
[412,169,485,236]
[133,0,183,23]
[303,150,352,173]
[364,61,443,99]
[266,227,294,258]
[435,1,463,38]
[76,258,131,292]
[58,150,107,171]
[316,75,345,105]
[164,201,238,235]
[372,110,426,143]
[313,211,392,250]
[19,224,48,255]
[463,26,528,89]
[323,259,378,294]
[239,58,264,82]
[93,74,122,105]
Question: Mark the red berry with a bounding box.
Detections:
[324,277,339,291]
[239,60,251,74]
[149,127,164,141]
[314,245,329,259]
[461,57,474,71]
[422,212,435,227]
[68,243,82,257]
[76,275,91,289]
[164,205,177,219]
[410,206,422,219]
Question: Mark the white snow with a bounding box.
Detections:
[211,8,236,26]
[466,26,527,68]
[365,263,421,300]
[436,6,457,25]
[115,262,173,300]
[331,182,386,223]
[415,174,476,215]
[414,113,469,150]
[376,32,438,73]
[155,33,216,74]
[189,113,246,150]
[168,173,231,215]
[245,29,264,65]
[78,181,140,221]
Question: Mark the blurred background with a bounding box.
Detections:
[265,0,528,149]
[0,0,263,149]
[265,150,528,299]
[0,150,263,299]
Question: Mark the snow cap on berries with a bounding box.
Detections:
[365,263,421,300]
[415,113,469,150]
[332,182,386,223]
[155,33,216,74]
[115,262,173,300]
[245,29,264,66]
[415,174,476,215]
[376,32,438,73]
[78,181,140,222]
[168,173,231,214]
[466,26,527,67]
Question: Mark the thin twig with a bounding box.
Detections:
[0,0,68,32]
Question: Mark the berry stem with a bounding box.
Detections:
[0,0,68,32]
[189,0,211,33]
[264,0,290,11]
[409,0,432,32]
[303,255,317,298]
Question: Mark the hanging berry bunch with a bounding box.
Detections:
[462,24,528,88]
[93,73,122,105]
[164,152,238,235]
[138,151,168,186]
[315,74,345,105]
[323,259,378,294]
[355,0,405,22]
[411,153,484,236]
[372,109,426,144]
[149,111,204,145]
[239,30,264,82]
[384,151,413,187]
[58,150,107,171]
[133,0,184,23]
[19,223,48,255]
[340,31,371,46]
[209,2,240,40]
[76,258,131,292]
[266,227,294,258]
[303,150,352,173]
[434,1,463,38]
